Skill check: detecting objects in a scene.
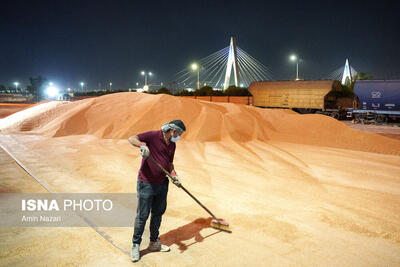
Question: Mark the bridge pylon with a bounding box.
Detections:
[341,58,353,85]
[224,37,240,89]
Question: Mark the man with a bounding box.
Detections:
[128,119,186,262]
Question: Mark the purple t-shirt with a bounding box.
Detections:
[137,130,176,184]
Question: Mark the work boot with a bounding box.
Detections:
[130,243,140,262]
[148,239,170,252]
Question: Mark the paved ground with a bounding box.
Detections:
[343,121,400,140]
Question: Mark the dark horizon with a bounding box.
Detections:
[1,0,399,90]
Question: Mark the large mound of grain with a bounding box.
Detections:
[1,92,399,154]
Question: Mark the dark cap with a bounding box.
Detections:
[170,119,186,132]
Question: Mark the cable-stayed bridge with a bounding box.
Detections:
[174,37,273,90]
[172,38,360,91]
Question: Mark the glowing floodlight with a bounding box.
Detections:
[290,55,297,61]
[191,63,198,70]
[46,86,59,97]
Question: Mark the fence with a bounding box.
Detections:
[180,95,254,105]
[0,94,35,103]
[69,94,254,105]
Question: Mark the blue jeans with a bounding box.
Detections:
[132,179,169,245]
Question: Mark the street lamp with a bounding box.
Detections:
[14,82,19,92]
[141,71,147,86]
[141,71,153,87]
[80,82,84,92]
[290,54,300,80]
[191,63,200,89]
[46,85,59,98]
[148,72,153,86]
[109,82,112,90]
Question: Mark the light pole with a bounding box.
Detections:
[191,63,200,89]
[290,54,299,80]
[14,82,19,92]
[148,72,152,86]
[80,82,84,92]
[141,71,153,90]
[109,82,112,91]
[141,71,147,86]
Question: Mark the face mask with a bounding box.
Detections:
[170,135,180,142]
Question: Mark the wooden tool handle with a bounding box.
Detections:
[148,156,217,219]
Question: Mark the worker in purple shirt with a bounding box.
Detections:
[128,119,186,262]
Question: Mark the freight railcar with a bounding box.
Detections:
[348,80,400,123]
[248,80,352,119]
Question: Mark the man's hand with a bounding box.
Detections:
[139,142,150,159]
[169,170,181,187]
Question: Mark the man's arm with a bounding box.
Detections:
[128,135,150,158]
[169,163,175,173]
[169,163,181,187]
[128,135,145,147]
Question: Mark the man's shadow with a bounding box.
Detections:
[140,217,220,257]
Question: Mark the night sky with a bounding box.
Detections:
[1,0,399,90]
